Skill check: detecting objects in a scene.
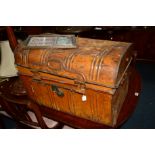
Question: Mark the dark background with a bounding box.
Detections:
[1,26,155,61]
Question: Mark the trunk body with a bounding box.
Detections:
[15,35,135,126]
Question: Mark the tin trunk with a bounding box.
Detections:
[14,35,136,126]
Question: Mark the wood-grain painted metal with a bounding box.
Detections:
[14,36,135,126]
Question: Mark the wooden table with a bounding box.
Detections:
[0,69,141,129]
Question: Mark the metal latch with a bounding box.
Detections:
[74,79,86,94]
[51,84,64,97]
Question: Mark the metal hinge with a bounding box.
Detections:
[30,69,41,82]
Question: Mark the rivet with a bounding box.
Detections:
[135,92,139,96]
[126,58,129,62]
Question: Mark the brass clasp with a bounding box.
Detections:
[74,79,86,94]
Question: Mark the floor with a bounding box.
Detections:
[0,61,155,129]
[120,61,155,129]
